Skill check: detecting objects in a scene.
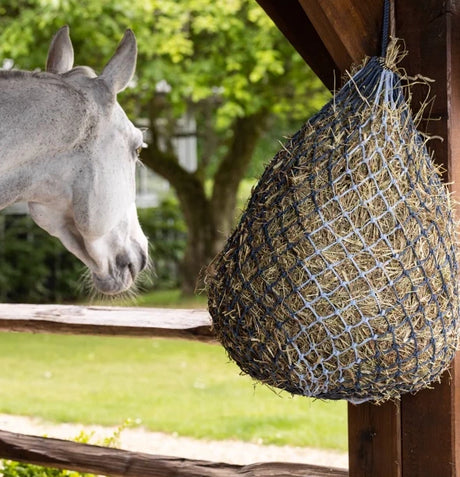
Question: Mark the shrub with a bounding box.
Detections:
[0,460,92,477]
[0,214,84,303]
[0,199,187,303]
[138,199,187,290]
[0,423,129,477]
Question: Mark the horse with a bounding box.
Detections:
[0,26,149,295]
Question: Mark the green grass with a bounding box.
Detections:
[86,289,208,308]
[129,289,208,308]
[0,332,347,450]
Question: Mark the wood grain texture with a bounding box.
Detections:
[449,0,460,469]
[0,430,348,477]
[347,1,460,476]
[348,402,401,477]
[255,0,338,90]
[256,1,387,89]
[298,1,384,73]
[397,1,460,475]
[0,304,215,342]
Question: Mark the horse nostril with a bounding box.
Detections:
[116,250,147,277]
[127,262,136,279]
[115,253,131,270]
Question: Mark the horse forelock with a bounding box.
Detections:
[63,66,97,79]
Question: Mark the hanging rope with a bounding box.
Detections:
[380,0,391,57]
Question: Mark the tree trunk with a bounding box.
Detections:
[177,181,217,295]
[211,111,269,251]
[142,110,269,295]
[141,145,215,294]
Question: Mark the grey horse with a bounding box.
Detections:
[0,27,148,294]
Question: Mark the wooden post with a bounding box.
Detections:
[348,402,401,476]
[398,1,460,474]
[255,1,460,475]
[349,1,460,476]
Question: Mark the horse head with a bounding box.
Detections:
[27,27,149,295]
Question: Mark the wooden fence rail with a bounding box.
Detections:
[0,429,347,477]
[0,304,214,341]
[0,304,349,476]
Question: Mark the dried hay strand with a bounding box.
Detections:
[206,43,460,403]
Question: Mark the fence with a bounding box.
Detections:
[0,304,347,477]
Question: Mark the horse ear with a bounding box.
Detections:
[46,26,74,74]
[99,29,137,95]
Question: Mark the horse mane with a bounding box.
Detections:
[0,69,53,80]
[0,66,97,80]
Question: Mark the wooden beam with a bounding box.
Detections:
[298,1,385,73]
[347,2,460,477]
[397,1,460,474]
[449,3,460,471]
[255,1,390,89]
[0,304,215,342]
[0,430,348,477]
[255,0,338,90]
[348,402,401,477]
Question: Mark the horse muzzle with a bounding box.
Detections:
[92,246,148,295]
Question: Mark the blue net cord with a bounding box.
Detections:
[207,51,460,402]
[381,0,391,58]
[207,0,459,403]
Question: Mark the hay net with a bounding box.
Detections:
[206,3,460,403]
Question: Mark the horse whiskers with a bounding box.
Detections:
[116,259,157,304]
[141,247,156,287]
[1,27,149,298]
[76,268,94,297]
[77,255,156,305]
[89,284,140,306]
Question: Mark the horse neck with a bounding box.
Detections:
[0,72,94,209]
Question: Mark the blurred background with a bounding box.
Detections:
[0,0,329,304]
[0,0,348,468]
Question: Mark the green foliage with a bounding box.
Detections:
[246,117,307,180]
[1,461,91,477]
[0,214,84,303]
[0,200,187,302]
[0,0,329,171]
[138,200,187,290]
[0,423,129,476]
[0,0,330,291]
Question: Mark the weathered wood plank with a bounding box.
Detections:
[400,376,455,476]
[348,401,401,477]
[298,1,384,74]
[0,429,348,477]
[397,1,460,475]
[255,0,338,90]
[0,304,215,342]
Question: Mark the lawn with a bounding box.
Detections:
[0,330,347,450]
[107,288,209,308]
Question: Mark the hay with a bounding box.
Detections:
[206,43,460,403]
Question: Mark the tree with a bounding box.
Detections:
[0,0,328,294]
